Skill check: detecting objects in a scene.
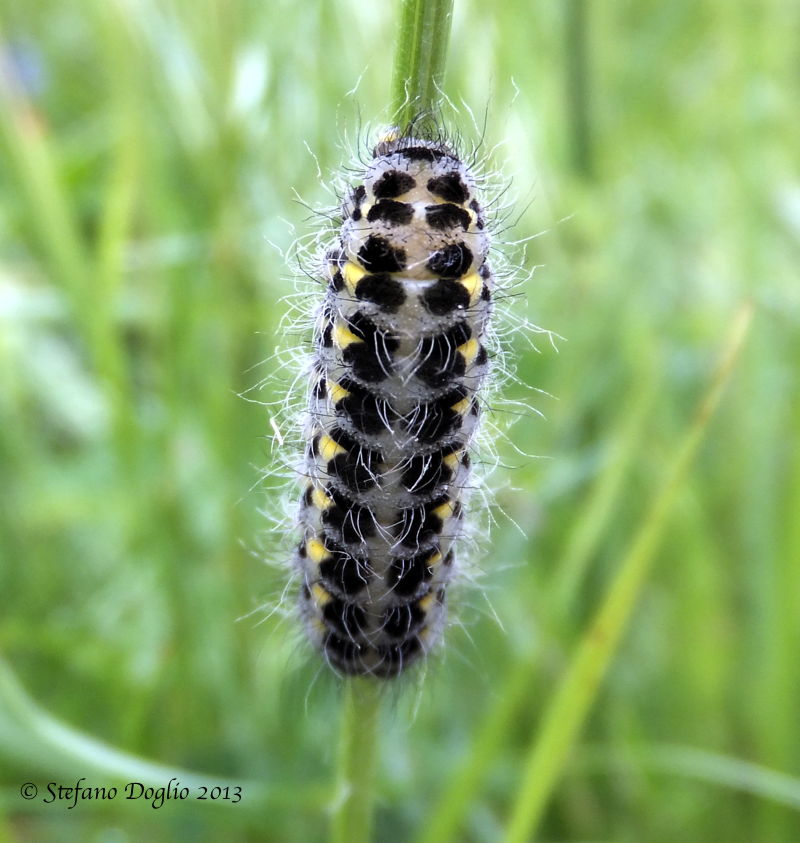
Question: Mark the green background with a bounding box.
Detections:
[1,0,798,840]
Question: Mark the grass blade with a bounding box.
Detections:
[0,656,259,798]
[504,301,754,843]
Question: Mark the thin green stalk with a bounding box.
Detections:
[565,0,593,178]
[391,0,455,128]
[416,661,532,843]
[503,302,754,843]
[551,373,656,615]
[0,46,90,335]
[330,679,383,843]
[0,16,132,448]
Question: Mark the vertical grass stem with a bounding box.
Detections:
[330,679,383,843]
[504,302,754,843]
[391,0,455,129]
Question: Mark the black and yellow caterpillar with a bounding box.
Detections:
[295,131,493,677]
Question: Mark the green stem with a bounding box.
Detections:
[416,661,532,843]
[330,679,383,843]
[391,0,455,129]
[565,0,593,178]
[503,302,754,843]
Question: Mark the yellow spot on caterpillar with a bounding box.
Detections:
[307,538,328,564]
[450,397,470,416]
[334,321,363,349]
[457,337,479,366]
[418,591,437,613]
[319,434,346,462]
[328,380,351,404]
[311,582,332,607]
[312,487,331,511]
[427,550,444,568]
[460,271,481,303]
[443,452,460,472]
[432,499,456,521]
[343,260,366,293]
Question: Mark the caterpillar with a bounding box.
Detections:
[293,128,494,678]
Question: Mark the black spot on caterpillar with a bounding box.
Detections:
[294,129,495,678]
[353,272,407,312]
[427,173,470,204]
[372,169,416,199]
[358,234,407,273]
[427,242,474,279]
[366,200,415,227]
[425,203,472,232]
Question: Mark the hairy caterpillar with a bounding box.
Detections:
[293,128,494,678]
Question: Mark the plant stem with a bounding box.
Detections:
[503,301,754,843]
[391,0,455,129]
[330,679,383,843]
[417,661,531,843]
[565,0,593,178]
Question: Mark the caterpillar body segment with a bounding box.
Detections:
[296,135,494,678]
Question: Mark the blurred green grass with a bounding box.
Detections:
[1,0,798,841]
